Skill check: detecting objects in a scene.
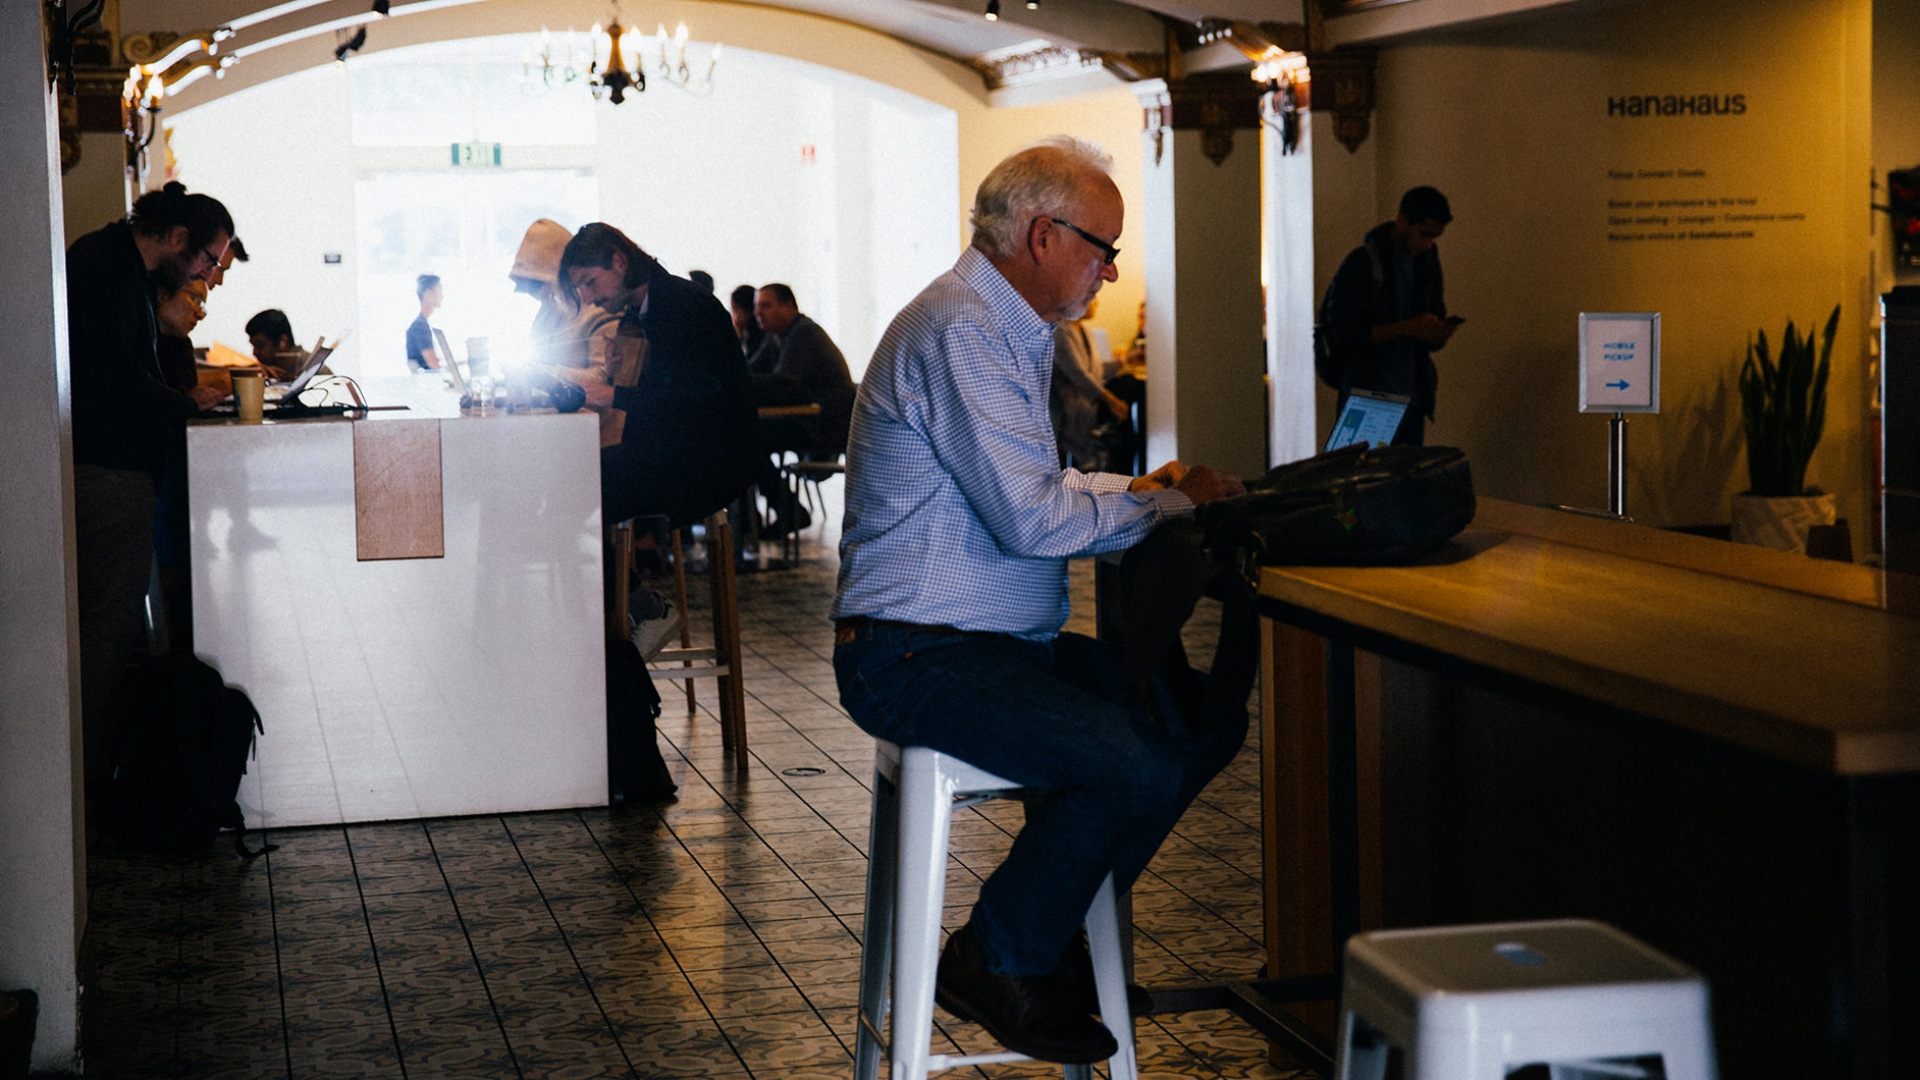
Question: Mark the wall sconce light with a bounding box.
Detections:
[1252,50,1310,155]
[120,26,238,179]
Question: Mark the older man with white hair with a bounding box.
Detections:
[830,136,1247,1063]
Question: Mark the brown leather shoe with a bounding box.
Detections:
[935,925,1119,1065]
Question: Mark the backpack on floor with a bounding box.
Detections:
[108,655,270,859]
[1199,444,1476,576]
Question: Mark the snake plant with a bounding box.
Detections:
[1738,305,1839,497]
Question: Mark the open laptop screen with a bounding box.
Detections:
[275,340,333,399]
[1324,389,1411,452]
[432,329,468,395]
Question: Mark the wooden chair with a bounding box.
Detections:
[609,510,747,766]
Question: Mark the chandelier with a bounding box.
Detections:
[522,7,719,104]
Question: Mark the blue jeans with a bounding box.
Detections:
[835,623,1247,977]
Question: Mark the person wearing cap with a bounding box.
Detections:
[511,218,620,384]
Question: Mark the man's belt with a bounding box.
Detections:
[833,616,1000,646]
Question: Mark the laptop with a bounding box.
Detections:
[264,339,334,401]
[200,339,339,419]
[1324,389,1411,452]
[432,328,468,396]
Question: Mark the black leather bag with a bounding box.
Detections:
[1199,444,1476,572]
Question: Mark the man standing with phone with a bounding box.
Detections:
[1316,185,1459,445]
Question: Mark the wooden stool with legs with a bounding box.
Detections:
[609,509,747,766]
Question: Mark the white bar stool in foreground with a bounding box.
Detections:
[1337,919,1718,1080]
[854,740,1140,1080]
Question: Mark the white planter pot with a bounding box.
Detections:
[1729,491,1838,553]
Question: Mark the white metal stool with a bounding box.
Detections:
[854,740,1140,1080]
[1336,920,1718,1080]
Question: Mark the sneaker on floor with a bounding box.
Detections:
[630,599,683,661]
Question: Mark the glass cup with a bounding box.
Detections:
[231,368,266,423]
[469,374,495,415]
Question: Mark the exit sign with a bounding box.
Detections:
[451,141,502,167]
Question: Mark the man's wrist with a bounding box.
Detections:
[1139,485,1195,517]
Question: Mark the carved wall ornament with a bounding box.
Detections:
[1306,46,1377,153]
[1160,74,1262,167]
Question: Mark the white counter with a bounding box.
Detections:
[189,400,606,827]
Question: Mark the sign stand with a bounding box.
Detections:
[1580,312,1661,519]
[1609,412,1628,517]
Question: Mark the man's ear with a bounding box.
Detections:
[1025,216,1053,264]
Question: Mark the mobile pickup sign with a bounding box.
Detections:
[1579,312,1660,413]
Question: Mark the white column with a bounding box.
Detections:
[0,10,85,1073]
[1132,78,1269,481]
[1265,102,1318,466]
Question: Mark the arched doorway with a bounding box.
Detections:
[166,32,959,379]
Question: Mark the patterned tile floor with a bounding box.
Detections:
[81,499,1321,1079]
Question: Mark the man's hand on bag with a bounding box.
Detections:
[1129,461,1189,493]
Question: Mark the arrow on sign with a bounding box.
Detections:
[1606,379,1630,390]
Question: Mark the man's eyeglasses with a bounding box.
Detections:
[1047,217,1120,265]
[193,244,226,271]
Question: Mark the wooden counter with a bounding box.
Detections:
[1259,503,1920,775]
[1256,499,1920,1079]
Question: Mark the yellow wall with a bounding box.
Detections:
[1343,0,1873,536]
[958,85,1147,368]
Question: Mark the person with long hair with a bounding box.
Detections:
[558,222,758,530]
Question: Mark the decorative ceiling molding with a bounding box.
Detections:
[968,38,1107,91]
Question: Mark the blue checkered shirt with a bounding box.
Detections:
[831,248,1193,639]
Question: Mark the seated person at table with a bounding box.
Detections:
[747,283,856,536]
[406,273,444,372]
[730,283,764,360]
[510,218,620,384]
[558,222,758,532]
[245,308,303,381]
[831,136,1248,1064]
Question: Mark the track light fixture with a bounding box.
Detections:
[984,0,999,21]
[334,25,366,62]
[1026,0,1039,8]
